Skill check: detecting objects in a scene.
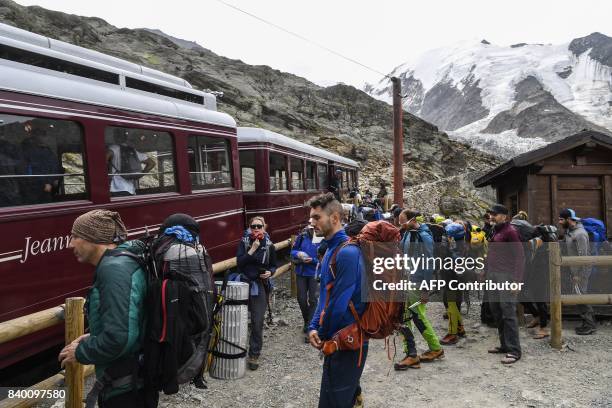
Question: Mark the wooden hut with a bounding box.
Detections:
[473,130,612,237]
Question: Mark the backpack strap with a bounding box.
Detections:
[319,240,354,326]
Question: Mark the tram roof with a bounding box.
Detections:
[0,23,236,129]
[237,127,359,168]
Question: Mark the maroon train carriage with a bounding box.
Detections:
[237,127,359,243]
[0,23,244,368]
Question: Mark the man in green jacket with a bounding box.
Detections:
[59,209,147,407]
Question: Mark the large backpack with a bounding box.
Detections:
[320,221,402,366]
[142,233,215,398]
[535,224,558,242]
[582,218,607,243]
[510,219,536,242]
[115,145,144,180]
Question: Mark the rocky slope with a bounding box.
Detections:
[368,35,612,158]
[0,0,502,219]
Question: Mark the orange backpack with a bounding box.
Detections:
[320,221,402,366]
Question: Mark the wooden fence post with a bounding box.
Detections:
[65,297,85,408]
[290,235,297,298]
[549,243,562,350]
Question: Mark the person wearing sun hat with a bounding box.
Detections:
[558,208,596,335]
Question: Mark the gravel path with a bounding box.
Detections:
[158,285,612,408]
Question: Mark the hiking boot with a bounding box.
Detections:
[393,355,421,370]
[247,356,259,370]
[575,325,596,335]
[353,390,364,408]
[457,325,466,338]
[420,349,445,362]
[440,334,459,345]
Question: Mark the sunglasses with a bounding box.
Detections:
[250,224,264,229]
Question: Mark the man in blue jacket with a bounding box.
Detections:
[307,193,367,408]
[291,225,321,340]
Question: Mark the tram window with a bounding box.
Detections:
[239,150,256,192]
[105,127,175,197]
[306,161,317,190]
[269,152,287,191]
[317,163,328,190]
[290,157,304,190]
[188,135,233,190]
[0,114,87,208]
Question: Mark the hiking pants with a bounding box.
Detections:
[489,288,521,357]
[99,389,145,408]
[400,291,441,356]
[248,281,268,358]
[575,274,596,329]
[319,345,368,408]
[296,275,318,327]
[447,301,462,335]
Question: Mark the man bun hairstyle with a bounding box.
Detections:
[401,209,421,221]
[306,192,342,216]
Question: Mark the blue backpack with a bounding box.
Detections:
[582,218,607,243]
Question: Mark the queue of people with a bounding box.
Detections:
[58,192,607,408]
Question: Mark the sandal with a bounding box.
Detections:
[533,331,549,340]
[487,347,507,354]
[501,354,520,364]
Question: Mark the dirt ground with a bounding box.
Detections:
[157,284,612,408]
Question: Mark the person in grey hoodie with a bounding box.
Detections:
[558,209,596,335]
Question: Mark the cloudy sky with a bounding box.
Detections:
[17,0,612,88]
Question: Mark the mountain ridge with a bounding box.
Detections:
[367,34,612,158]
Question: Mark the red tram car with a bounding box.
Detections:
[237,127,359,242]
[0,22,359,369]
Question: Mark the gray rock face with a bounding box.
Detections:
[0,0,502,220]
[419,74,489,131]
[482,76,607,141]
[569,32,612,67]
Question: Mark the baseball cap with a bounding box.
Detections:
[559,208,580,221]
[488,204,509,215]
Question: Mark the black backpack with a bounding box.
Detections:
[141,234,215,401]
[116,145,144,180]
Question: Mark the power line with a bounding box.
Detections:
[214,0,390,79]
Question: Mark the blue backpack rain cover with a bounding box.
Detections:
[582,218,607,243]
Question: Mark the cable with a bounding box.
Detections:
[214,0,390,79]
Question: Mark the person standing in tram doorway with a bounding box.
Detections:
[106,128,155,196]
[328,169,342,202]
[235,216,277,370]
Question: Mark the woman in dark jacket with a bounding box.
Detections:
[235,216,277,370]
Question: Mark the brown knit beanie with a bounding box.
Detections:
[71,210,127,244]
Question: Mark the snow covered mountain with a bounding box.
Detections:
[366,33,612,158]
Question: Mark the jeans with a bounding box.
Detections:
[296,275,318,327]
[319,345,368,408]
[489,288,521,357]
[248,281,269,357]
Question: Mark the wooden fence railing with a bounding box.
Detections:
[0,237,294,407]
[548,242,612,349]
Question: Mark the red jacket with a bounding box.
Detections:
[486,222,525,283]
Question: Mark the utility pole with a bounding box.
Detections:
[392,77,404,206]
